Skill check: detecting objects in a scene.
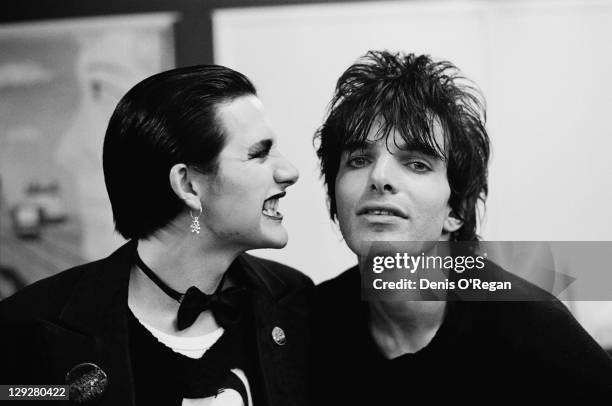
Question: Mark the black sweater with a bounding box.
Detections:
[313,264,612,405]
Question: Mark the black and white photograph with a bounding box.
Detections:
[1,0,612,404]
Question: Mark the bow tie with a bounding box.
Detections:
[134,249,247,331]
[177,285,246,331]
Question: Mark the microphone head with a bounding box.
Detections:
[65,362,108,404]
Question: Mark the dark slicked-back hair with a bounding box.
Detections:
[103,65,256,240]
[314,51,490,241]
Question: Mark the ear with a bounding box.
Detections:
[443,212,463,234]
[169,163,202,212]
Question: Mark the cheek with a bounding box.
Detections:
[334,172,362,220]
[414,177,452,220]
[208,177,264,220]
[205,193,264,241]
[231,187,265,220]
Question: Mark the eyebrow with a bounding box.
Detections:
[248,139,274,156]
[342,141,443,159]
[399,143,444,160]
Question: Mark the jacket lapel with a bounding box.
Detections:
[54,241,137,406]
[40,243,310,406]
[238,255,311,406]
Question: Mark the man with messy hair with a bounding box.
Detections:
[312,51,612,404]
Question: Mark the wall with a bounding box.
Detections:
[213,0,612,345]
[1,0,379,67]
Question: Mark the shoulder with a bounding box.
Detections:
[462,262,612,389]
[488,299,612,393]
[472,258,558,300]
[239,253,313,293]
[316,266,359,301]
[468,261,603,347]
[487,299,597,350]
[0,241,133,322]
[475,261,597,336]
[0,260,101,322]
[313,267,363,330]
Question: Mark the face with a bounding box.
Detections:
[197,95,299,251]
[335,122,458,257]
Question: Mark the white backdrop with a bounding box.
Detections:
[213,0,612,345]
[213,0,612,279]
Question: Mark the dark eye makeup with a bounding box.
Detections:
[248,139,273,159]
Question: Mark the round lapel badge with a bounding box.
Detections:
[271,326,286,346]
[65,362,108,404]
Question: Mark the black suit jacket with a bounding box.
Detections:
[0,241,313,406]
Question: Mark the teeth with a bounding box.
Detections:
[263,198,281,217]
[367,210,394,215]
[263,209,280,216]
[263,198,278,211]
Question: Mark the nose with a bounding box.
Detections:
[274,154,299,187]
[369,155,398,194]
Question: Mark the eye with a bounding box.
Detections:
[250,151,268,160]
[346,156,370,168]
[248,139,274,161]
[248,147,271,160]
[405,160,431,172]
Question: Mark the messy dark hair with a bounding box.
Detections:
[314,51,490,241]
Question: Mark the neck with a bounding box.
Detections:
[136,226,241,295]
[358,256,446,358]
[128,220,242,335]
[368,299,446,358]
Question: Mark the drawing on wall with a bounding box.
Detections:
[0,14,177,294]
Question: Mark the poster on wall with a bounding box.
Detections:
[0,13,177,296]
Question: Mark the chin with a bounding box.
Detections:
[344,229,435,258]
[353,228,406,243]
[265,238,288,249]
[256,229,288,250]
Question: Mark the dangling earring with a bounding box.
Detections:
[190,207,202,234]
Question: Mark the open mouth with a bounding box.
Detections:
[262,191,286,220]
